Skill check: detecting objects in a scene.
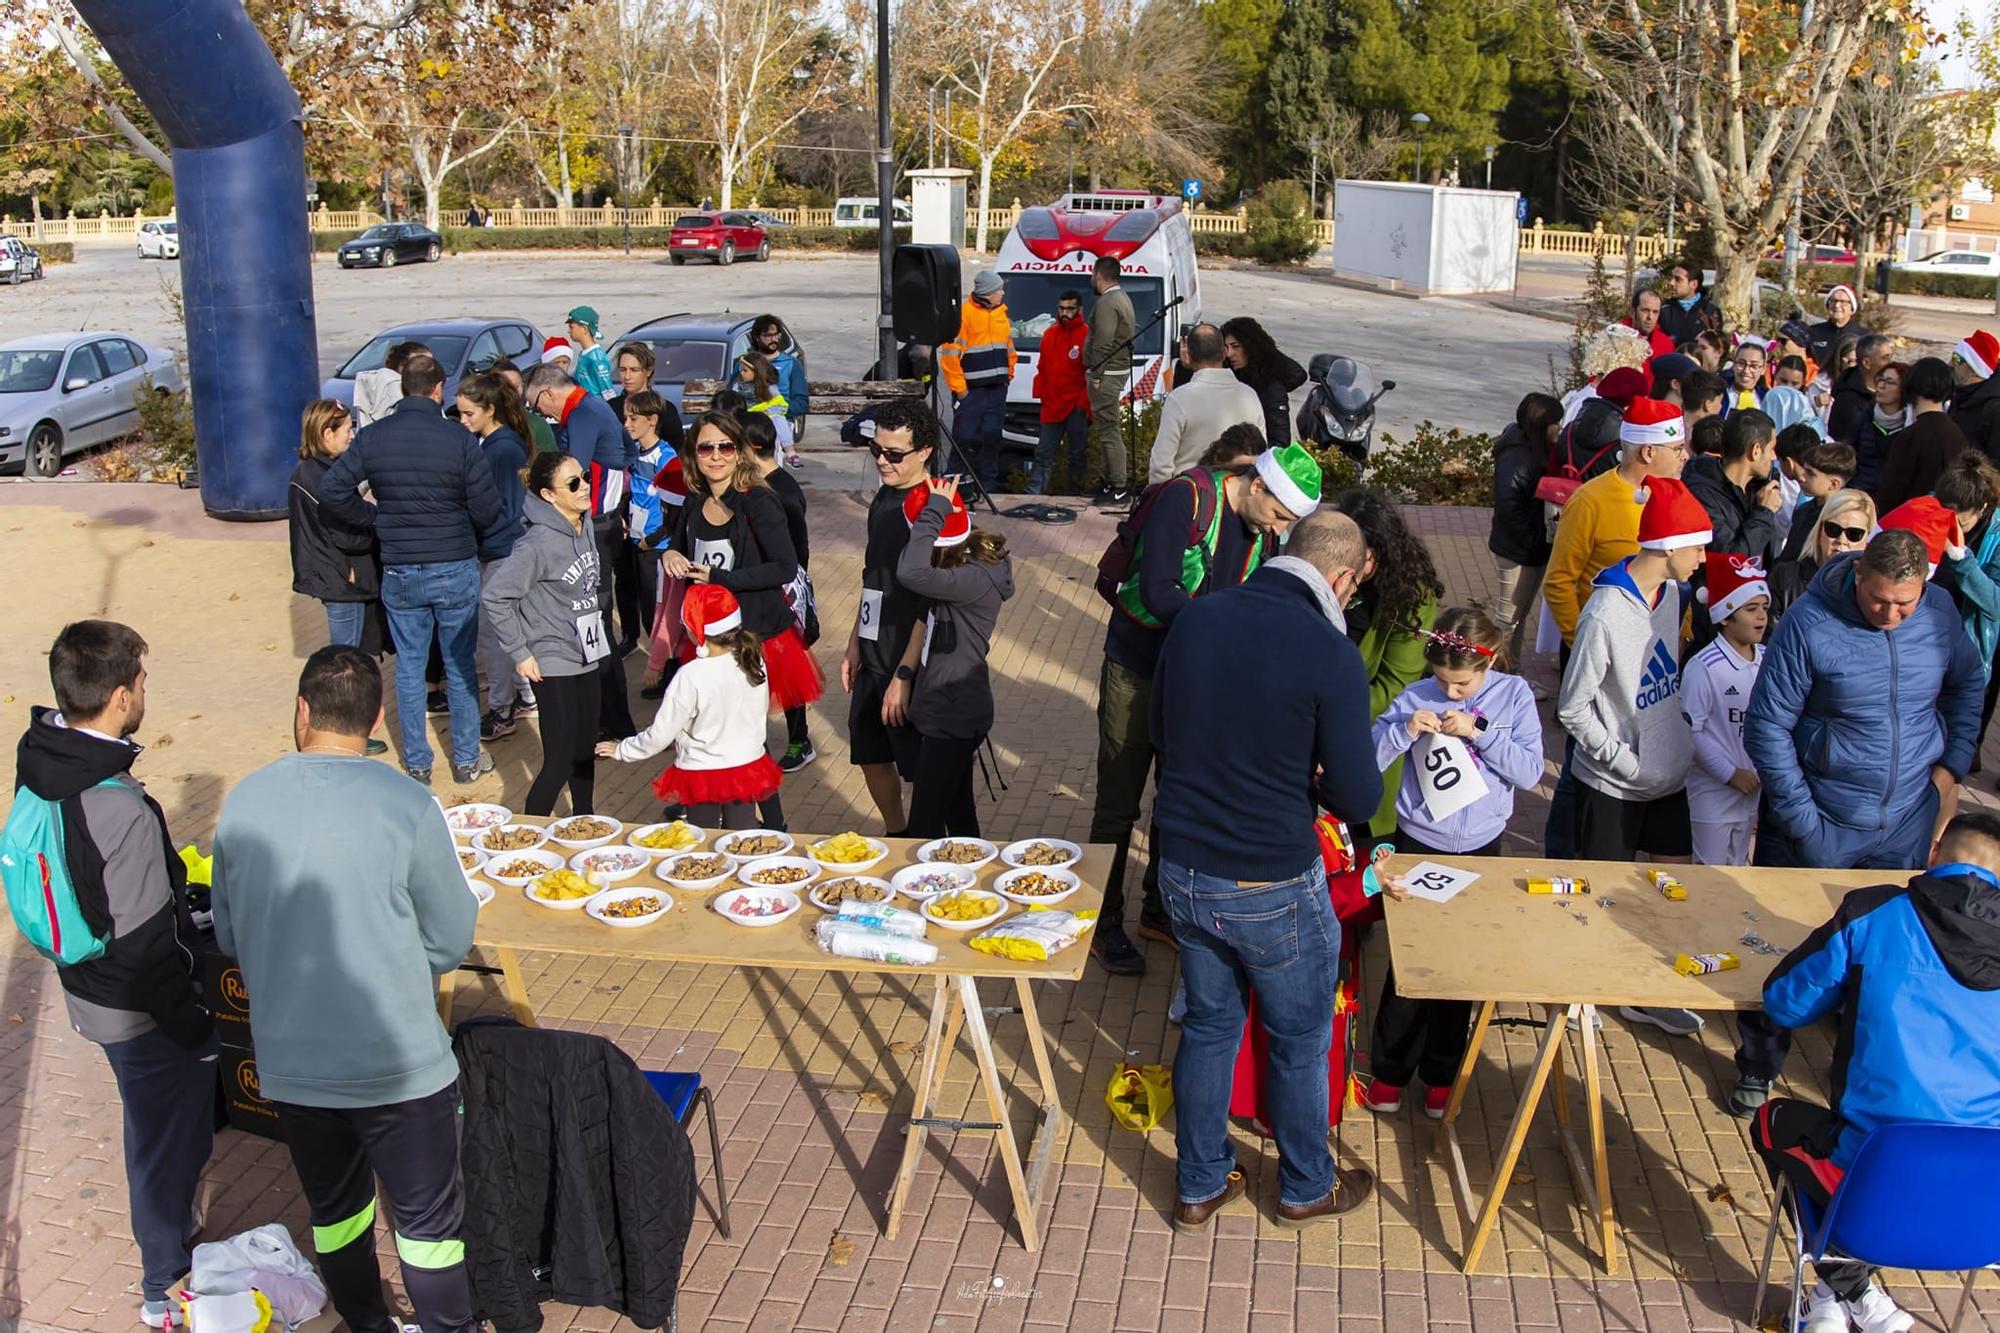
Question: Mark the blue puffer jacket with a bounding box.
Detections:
[1743,552,1984,865]
[317,398,504,567]
[1764,865,2000,1167]
[769,349,809,424]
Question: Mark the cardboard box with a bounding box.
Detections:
[197,931,283,1141]
[216,1042,284,1142]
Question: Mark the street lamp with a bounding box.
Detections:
[1484,143,1495,190]
[617,123,634,256]
[1410,113,1430,184]
[1064,117,1082,194]
[1309,134,1320,215]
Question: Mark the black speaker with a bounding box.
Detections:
[893,243,961,346]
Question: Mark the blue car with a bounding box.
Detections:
[319,317,545,413]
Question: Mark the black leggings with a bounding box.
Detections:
[1369,828,1500,1088]
[905,733,984,840]
[525,670,600,816]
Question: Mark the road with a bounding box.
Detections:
[6,243,1570,440]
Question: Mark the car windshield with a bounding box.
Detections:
[356,226,398,242]
[643,339,729,382]
[674,215,714,229]
[161,223,179,235]
[0,349,62,393]
[1002,275,1166,356]
[334,333,469,379]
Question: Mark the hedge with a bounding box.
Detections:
[1755,259,1999,301]
[36,242,73,265]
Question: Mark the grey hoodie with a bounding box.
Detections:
[1556,556,1693,801]
[895,494,1016,739]
[481,492,601,677]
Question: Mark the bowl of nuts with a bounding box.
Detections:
[736,855,821,890]
[917,837,1000,873]
[482,848,566,889]
[586,888,672,928]
[994,866,1082,907]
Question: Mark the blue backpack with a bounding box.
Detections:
[2,779,119,965]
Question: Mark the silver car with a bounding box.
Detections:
[0,332,186,476]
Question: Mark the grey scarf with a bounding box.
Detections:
[1267,555,1346,633]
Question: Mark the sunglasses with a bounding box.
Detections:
[695,441,738,457]
[868,443,917,464]
[1822,520,1867,543]
[558,474,586,492]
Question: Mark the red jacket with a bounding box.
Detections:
[1620,318,1676,359]
[1032,315,1091,423]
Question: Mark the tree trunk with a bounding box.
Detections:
[558,135,574,210]
[719,147,736,210]
[30,191,42,224]
[974,153,996,253]
[1712,242,1758,330]
[1553,122,1569,225]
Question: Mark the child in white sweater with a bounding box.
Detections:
[1683,553,1768,866]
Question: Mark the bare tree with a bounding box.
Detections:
[1569,103,1677,289]
[1067,0,1225,189]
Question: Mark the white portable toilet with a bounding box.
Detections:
[909,167,972,248]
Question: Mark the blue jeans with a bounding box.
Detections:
[1161,857,1338,1209]
[381,559,480,770]
[954,387,1008,490]
[323,600,367,648]
[1028,409,1088,495]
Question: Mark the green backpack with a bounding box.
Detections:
[2,779,119,965]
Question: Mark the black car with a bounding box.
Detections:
[336,223,444,269]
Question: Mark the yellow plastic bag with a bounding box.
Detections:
[1105,1062,1173,1132]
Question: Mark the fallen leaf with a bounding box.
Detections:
[1705,1182,1732,1203]
[227,592,241,602]
[263,644,276,651]
[72,519,86,528]
[7,1013,23,1026]
[141,539,155,548]
[153,734,173,748]
[187,713,201,720]
[824,1234,856,1267]
[855,1089,889,1110]
[887,1040,917,1055]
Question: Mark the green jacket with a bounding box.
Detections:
[1356,594,1437,837]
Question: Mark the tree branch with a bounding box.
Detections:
[53,22,171,173]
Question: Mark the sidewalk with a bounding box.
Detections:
[2,485,1997,1332]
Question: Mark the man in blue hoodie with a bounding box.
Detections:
[1748,809,2000,1333]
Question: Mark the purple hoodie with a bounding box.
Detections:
[1371,670,1545,852]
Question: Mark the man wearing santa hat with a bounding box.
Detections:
[1948,329,2000,461]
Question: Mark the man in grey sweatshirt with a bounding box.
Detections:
[212,646,477,1333]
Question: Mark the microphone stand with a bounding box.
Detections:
[1085,296,1181,511]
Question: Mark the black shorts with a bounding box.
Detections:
[1575,783,1692,860]
[848,669,920,776]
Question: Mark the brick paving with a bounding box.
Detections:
[3,481,1999,1332]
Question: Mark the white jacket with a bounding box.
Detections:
[1147,368,1266,483]
[614,652,770,771]
[352,367,403,428]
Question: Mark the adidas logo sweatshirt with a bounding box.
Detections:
[1556,556,1694,802]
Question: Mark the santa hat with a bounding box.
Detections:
[541,337,574,364]
[1596,366,1650,411]
[1632,475,1712,551]
[653,454,688,509]
[1879,495,1956,578]
[1620,397,1686,450]
[1956,330,1999,381]
[904,483,972,546]
[680,583,743,647]
[1253,442,1323,519]
[1825,283,1859,312]
[1695,552,1769,623]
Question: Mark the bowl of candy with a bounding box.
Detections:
[444,803,511,841]
[570,847,651,885]
[891,863,978,902]
[713,887,802,928]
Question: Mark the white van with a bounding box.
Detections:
[990,192,1201,459]
[833,197,913,229]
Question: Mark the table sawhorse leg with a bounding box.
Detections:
[436,948,540,1029]
[886,975,959,1240]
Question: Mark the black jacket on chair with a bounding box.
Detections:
[454,1019,696,1333]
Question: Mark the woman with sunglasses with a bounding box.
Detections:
[1769,488,1875,616]
[482,451,605,815]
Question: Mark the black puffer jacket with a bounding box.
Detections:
[455,1019,695,1333]
[288,456,379,602]
[1487,424,1551,566]
[1949,373,2000,463]
[1237,353,1309,450]
[316,398,504,566]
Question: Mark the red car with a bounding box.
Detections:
[668,211,770,266]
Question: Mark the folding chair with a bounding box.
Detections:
[644,1071,730,1238]
[1751,1121,2000,1332]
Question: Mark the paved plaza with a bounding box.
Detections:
[3,482,1999,1332]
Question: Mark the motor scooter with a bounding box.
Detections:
[1296,353,1395,463]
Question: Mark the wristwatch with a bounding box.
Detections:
[894,664,917,682]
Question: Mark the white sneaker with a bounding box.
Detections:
[1844,1283,1915,1333]
[139,1301,172,1329]
[1618,1005,1706,1037]
[1797,1280,1849,1333]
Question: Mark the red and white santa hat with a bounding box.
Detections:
[541,336,574,364]
[680,583,743,647]
[1825,283,1859,311]
[1620,397,1686,451]
[1880,495,1956,578]
[1695,552,1769,623]
[1957,329,1999,381]
[653,454,689,509]
[904,483,971,547]
[1633,475,1712,551]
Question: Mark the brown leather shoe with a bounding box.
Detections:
[1273,1165,1376,1228]
[1171,1167,1248,1231]
[1135,913,1178,949]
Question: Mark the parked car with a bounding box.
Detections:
[740,210,793,229]
[1900,249,2000,278]
[336,223,444,269]
[0,332,184,477]
[137,220,180,260]
[0,236,44,285]
[833,197,912,229]
[613,312,805,413]
[668,212,770,266]
[1761,242,1858,266]
[320,317,543,413]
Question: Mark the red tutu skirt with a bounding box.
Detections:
[760,626,824,712]
[652,755,783,807]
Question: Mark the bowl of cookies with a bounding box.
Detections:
[807,832,890,874]
[546,815,624,851]
[809,876,897,913]
[472,823,548,857]
[586,888,672,928]
[714,829,795,863]
[660,852,735,891]
[994,866,1082,907]
[921,888,1008,932]
[917,837,1000,873]
[1000,838,1082,871]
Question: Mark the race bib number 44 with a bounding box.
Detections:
[575,612,609,664]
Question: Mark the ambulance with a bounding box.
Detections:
[991,191,1200,462]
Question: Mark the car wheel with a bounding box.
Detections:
[26,422,63,479]
[756,240,770,262]
[671,255,686,266]
[719,242,735,266]
[6,267,18,287]
[382,249,397,269]
[426,242,440,262]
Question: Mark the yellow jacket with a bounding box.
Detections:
[940,299,1017,397]
[1542,467,1644,645]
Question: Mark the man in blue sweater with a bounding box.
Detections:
[318,354,504,785]
[212,646,477,1333]
[1151,509,1384,1231]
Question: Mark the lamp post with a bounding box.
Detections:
[1410,113,1431,184]
[1064,116,1082,194]
[1484,143,1495,190]
[617,123,634,256]
[1309,134,1320,216]
[873,0,895,379]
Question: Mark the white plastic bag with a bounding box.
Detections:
[186,1223,327,1328]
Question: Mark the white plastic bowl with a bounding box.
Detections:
[917,837,1000,873]
[891,863,978,902]
[469,879,495,908]
[714,886,802,927]
[993,865,1082,907]
[808,875,897,913]
[921,888,1009,933]
[569,847,651,885]
[626,821,707,858]
[586,887,672,928]
[736,855,822,891]
[472,823,549,857]
[481,848,565,888]
[714,828,795,863]
[444,802,512,841]
[806,835,891,874]
[545,815,625,851]
[659,852,736,892]
[525,870,600,910]
[1000,838,1083,871]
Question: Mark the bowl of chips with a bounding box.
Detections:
[891,863,978,902]
[737,855,822,890]
[570,847,650,884]
[586,888,672,928]
[807,832,890,873]
[1000,838,1083,871]
[921,888,1008,932]
[473,823,549,856]
[627,820,705,857]
[715,829,794,862]
[714,887,802,927]
[525,868,599,909]
[547,816,624,851]
[917,837,999,873]
[809,876,896,912]
[482,848,564,888]
[994,866,1082,907]
[660,852,735,891]
[445,803,512,841]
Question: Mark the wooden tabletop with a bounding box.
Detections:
[463,817,1107,982]
[1381,855,1893,1010]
